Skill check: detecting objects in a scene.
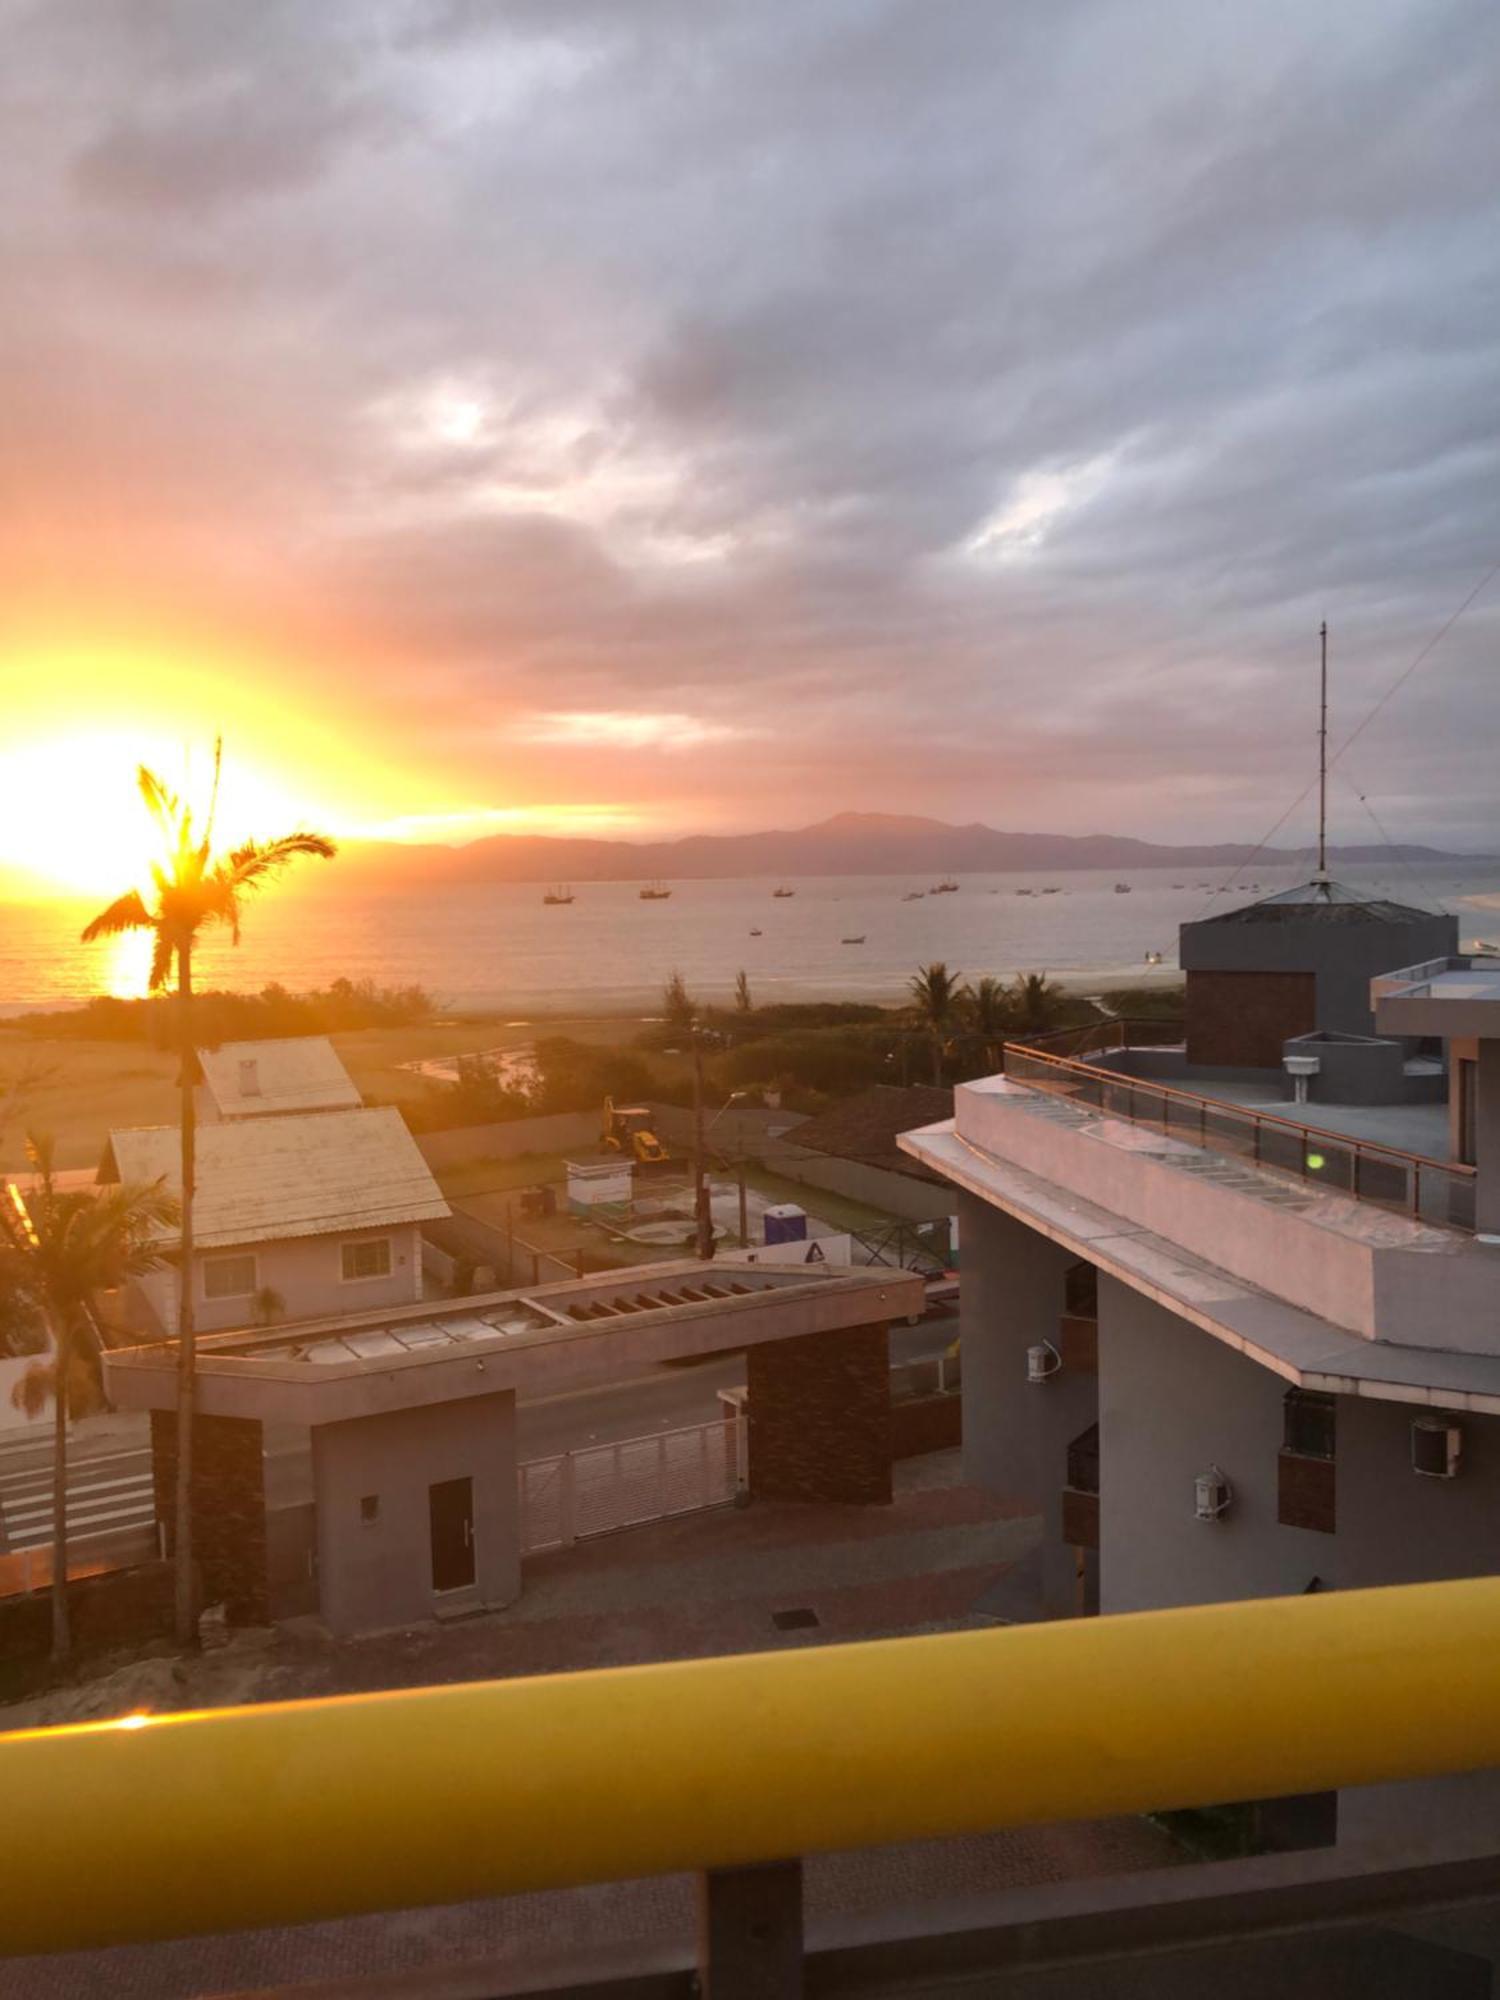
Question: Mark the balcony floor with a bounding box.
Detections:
[1188,1081,1451,1164]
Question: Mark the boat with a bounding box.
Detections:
[902,891,925,901]
[749,928,762,937]
[1114,883,1132,894]
[639,882,672,900]
[841,935,866,945]
[542,885,574,906]
[772,886,796,898]
[930,879,958,894]
[1041,886,1061,895]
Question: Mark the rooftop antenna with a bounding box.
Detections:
[1314,621,1329,885]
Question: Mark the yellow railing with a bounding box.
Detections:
[5,1577,1500,1957]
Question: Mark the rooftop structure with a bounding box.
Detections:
[196,1035,361,1120]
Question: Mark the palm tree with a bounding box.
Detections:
[80,746,334,1644]
[1,1135,177,1660]
[909,962,963,1086]
[734,968,752,1014]
[662,968,697,1036]
[967,975,1012,1069]
[1011,970,1069,1037]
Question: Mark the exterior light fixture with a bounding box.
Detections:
[1194,1466,1233,1521]
[1026,1340,1062,1383]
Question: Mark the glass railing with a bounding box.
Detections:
[1002,1043,1476,1232]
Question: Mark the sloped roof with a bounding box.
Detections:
[1203,878,1437,926]
[198,1037,361,1118]
[788,1084,953,1183]
[100,1107,448,1250]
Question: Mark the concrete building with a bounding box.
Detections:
[104,1261,922,1637]
[100,1107,449,1333]
[196,1036,362,1122]
[900,889,1500,1852]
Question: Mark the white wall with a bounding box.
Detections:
[131,1222,424,1334]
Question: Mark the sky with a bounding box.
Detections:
[2,0,1498,892]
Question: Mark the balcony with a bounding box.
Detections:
[8,1580,1500,1993]
[1373,954,1500,1038]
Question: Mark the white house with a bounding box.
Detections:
[196,1037,362,1122]
[99,1107,450,1334]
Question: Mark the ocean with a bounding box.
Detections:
[4,860,1499,1016]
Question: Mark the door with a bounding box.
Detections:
[429,1476,475,1592]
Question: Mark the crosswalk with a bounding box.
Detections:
[0,1434,157,1554]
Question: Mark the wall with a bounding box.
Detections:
[648,1103,951,1223]
[133,1222,425,1334]
[1098,1279,1338,1613]
[1186,970,1316,1068]
[746,1320,891,1504]
[958,1198,1067,1499]
[312,1390,520,1637]
[414,1111,598,1171]
[0,1563,174,1700]
[151,1408,269,1624]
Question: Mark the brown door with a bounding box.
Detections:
[429,1476,475,1592]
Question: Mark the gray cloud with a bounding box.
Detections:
[3,0,1499,846]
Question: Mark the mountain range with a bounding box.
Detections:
[334,812,1482,886]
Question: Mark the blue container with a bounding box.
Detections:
[763,1203,808,1246]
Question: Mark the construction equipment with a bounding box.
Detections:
[601,1097,668,1167]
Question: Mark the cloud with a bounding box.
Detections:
[3,0,1500,849]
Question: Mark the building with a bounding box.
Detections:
[103,1261,922,1637]
[900,881,1500,1851]
[196,1035,362,1121]
[99,1106,449,1334]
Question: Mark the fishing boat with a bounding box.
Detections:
[772,885,796,898]
[1114,883,1132,894]
[1016,888,1034,896]
[749,927,762,936]
[639,882,672,900]
[930,878,959,893]
[902,890,925,901]
[542,885,574,906]
[841,935,866,945]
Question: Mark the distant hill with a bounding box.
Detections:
[331,812,1485,888]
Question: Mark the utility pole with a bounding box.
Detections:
[737,1164,749,1248]
[693,1033,714,1260]
[1317,620,1329,882]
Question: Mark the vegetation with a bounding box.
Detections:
[530,1037,655,1116]
[909,962,965,1085]
[20,976,433,1046]
[661,969,697,1036]
[735,968,752,1013]
[79,746,335,1647]
[0,1135,176,1660]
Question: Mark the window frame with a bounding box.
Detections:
[202,1252,258,1301]
[341,1236,394,1284]
[1282,1387,1336,1462]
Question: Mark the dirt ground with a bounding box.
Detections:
[0,1011,650,1170]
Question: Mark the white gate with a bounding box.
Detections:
[519,1415,746,1556]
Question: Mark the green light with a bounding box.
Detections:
[1306,1151,1326,1172]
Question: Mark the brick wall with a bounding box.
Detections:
[746,1320,892,1504]
[151,1409,270,1624]
[890,1390,962,1459]
[1185,969,1317,1068]
[0,1563,174,1700]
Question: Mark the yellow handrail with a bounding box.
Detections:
[5,1577,1500,1956]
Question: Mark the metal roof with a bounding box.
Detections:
[1201,878,1437,926]
[198,1037,361,1118]
[101,1106,449,1249]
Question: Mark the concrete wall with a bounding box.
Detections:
[132,1222,425,1334]
[1098,1280,1338,1613]
[1180,909,1458,1043]
[762,1145,956,1223]
[414,1111,598,1171]
[312,1390,520,1637]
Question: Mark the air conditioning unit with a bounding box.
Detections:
[1194,1466,1233,1521]
[1412,1418,1462,1480]
[1026,1340,1062,1384]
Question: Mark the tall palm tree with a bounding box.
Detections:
[967,975,1012,1070]
[80,746,335,1645]
[1012,970,1069,1037]
[909,962,963,1086]
[1,1135,177,1660]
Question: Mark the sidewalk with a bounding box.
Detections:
[3,1453,1190,1997]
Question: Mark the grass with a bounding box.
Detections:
[730,1162,904,1237]
[434,1153,571,1199]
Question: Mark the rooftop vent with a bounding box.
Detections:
[238,1058,261,1098]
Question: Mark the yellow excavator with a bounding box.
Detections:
[600,1096,668,1167]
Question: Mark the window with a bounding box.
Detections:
[203,1253,257,1300]
[360,1495,380,1526]
[341,1237,393,1282]
[1283,1389,1336,1461]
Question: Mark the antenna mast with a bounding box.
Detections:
[1316,621,1329,882]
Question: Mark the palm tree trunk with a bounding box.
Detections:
[50,1317,70,1662]
[173,940,198,1647]
[931,1030,943,1088]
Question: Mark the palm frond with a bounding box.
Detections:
[80,889,152,944]
[137,765,182,844]
[149,930,175,992]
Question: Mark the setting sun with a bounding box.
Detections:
[0,733,334,899]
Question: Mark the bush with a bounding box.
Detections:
[531,1038,656,1115]
[20,977,436,1044]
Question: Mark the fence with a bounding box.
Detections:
[1002,1040,1477,1230]
[520,1415,745,1555]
